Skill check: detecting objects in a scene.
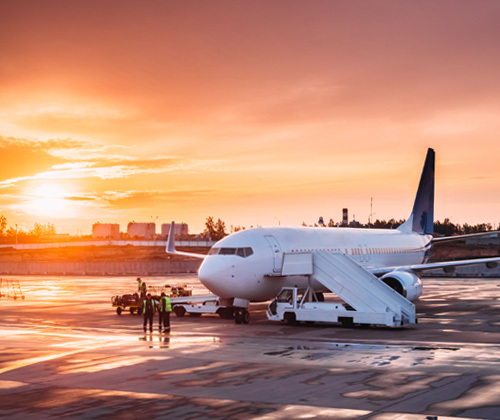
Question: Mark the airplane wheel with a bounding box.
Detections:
[241,310,250,324]
[234,309,242,324]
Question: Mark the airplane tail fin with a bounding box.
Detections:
[398,148,435,235]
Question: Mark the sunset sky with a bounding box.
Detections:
[1,1,500,235]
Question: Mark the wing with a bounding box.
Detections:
[371,256,500,276]
[166,221,207,259]
[432,230,500,244]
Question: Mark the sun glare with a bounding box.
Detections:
[31,183,68,215]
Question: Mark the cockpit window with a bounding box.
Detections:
[236,247,254,257]
[243,247,253,257]
[215,247,254,257]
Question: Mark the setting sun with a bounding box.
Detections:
[30,183,68,215]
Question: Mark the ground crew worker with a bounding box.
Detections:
[142,293,155,333]
[137,277,146,299]
[159,292,172,333]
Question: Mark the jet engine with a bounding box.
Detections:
[380,271,423,301]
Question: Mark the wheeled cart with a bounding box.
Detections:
[111,293,141,315]
[0,278,25,300]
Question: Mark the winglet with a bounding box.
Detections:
[398,148,435,235]
[165,221,207,259]
[166,221,176,253]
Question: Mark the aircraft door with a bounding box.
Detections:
[264,235,283,273]
[363,245,371,262]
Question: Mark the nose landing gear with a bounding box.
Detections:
[234,308,250,324]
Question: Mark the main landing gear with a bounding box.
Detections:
[234,308,250,324]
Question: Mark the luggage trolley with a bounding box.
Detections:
[111,293,141,315]
[0,278,25,300]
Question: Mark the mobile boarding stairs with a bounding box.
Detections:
[267,251,416,328]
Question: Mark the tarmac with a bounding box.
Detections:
[1,274,500,419]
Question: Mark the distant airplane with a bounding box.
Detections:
[168,148,500,323]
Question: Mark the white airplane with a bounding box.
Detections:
[167,148,500,323]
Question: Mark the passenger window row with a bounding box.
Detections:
[289,247,423,255]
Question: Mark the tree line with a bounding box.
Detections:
[204,216,499,241]
[1,214,497,244]
[0,215,56,243]
[304,217,499,236]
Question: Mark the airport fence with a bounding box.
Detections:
[0,240,215,250]
[0,260,202,276]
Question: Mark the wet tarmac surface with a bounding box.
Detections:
[1,275,500,419]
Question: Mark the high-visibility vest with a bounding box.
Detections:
[138,281,144,292]
[162,296,172,312]
[142,299,155,314]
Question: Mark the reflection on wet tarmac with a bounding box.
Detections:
[1,275,500,419]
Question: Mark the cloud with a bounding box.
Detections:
[3,1,500,136]
[65,195,96,202]
[99,189,213,210]
[0,136,83,181]
[1,1,500,232]
[0,136,222,188]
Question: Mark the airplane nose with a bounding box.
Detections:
[198,257,229,297]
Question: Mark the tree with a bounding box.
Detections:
[204,217,227,241]
[29,222,56,237]
[204,216,216,240]
[230,225,245,233]
[0,215,6,236]
[215,218,227,240]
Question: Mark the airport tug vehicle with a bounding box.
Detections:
[267,286,411,328]
[266,251,417,328]
[170,296,233,319]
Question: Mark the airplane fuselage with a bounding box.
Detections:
[198,226,432,302]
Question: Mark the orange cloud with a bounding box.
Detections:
[1,1,500,233]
